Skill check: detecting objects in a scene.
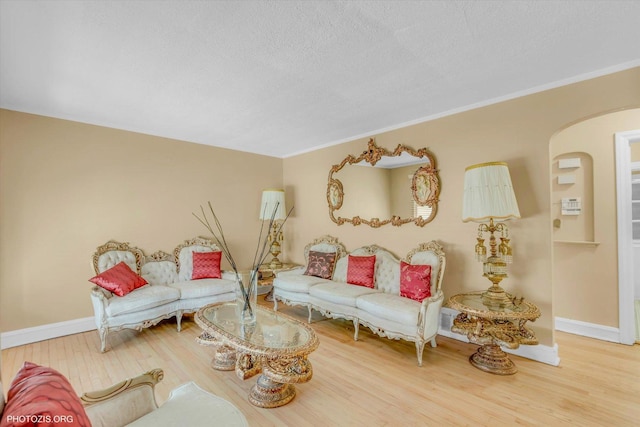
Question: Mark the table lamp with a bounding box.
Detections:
[462,162,520,304]
[259,189,286,269]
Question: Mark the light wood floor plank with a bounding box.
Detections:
[2,298,639,426]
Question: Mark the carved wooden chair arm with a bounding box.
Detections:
[81,368,164,404]
[80,369,164,427]
[91,286,113,300]
[417,290,444,327]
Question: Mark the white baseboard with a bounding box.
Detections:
[438,307,561,366]
[4,312,612,364]
[554,316,621,343]
[1,317,96,350]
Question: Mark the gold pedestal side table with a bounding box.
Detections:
[447,291,540,375]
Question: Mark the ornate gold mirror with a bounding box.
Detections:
[327,139,440,227]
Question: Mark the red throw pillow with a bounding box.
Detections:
[192,251,222,279]
[88,261,147,296]
[1,361,92,427]
[304,251,337,279]
[346,255,376,288]
[399,261,432,302]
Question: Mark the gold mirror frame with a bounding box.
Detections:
[327,138,440,227]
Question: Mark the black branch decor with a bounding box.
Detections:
[193,201,293,319]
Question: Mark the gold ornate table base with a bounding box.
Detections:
[212,344,237,371]
[196,333,237,371]
[205,344,313,408]
[469,343,517,375]
[249,376,296,408]
[195,303,319,408]
[448,292,541,376]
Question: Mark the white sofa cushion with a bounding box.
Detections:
[104,300,180,328]
[274,273,330,293]
[168,278,236,299]
[106,285,180,317]
[356,293,421,325]
[127,382,248,427]
[309,282,379,307]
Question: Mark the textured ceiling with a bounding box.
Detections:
[1,1,639,158]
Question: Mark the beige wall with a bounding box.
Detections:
[0,109,283,332]
[283,67,640,347]
[2,68,639,345]
[551,109,640,326]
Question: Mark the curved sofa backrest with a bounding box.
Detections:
[174,237,220,282]
[304,235,347,260]
[405,241,446,296]
[333,245,401,294]
[142,251,179,286]
[303,235,347,279]
[92,241,144,275]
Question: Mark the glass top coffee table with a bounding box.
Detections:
[195,303,319,408]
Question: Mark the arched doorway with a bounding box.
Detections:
[550,109,640,344]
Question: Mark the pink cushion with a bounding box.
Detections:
[192,251,222,279]
[1,361,92,427]
[399,261,432,302]
[346,255,376,288]
[304,251,337,279]
[88,261,147,296]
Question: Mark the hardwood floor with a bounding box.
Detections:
[2,298,639,426]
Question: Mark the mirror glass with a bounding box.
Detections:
[328,139,440,227]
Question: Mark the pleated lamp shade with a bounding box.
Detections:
[462,162,520,223]
[259,189,286,220]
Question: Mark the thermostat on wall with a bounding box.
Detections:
[561,197,581,215]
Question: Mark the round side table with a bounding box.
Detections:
[447,291,540,375]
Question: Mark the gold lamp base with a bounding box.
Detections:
[481,285,513,308]
[268,240,283,270]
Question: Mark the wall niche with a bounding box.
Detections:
[552,152,597,245]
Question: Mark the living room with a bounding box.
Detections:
[1,1,639,426]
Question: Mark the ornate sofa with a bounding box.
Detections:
[0,362,247,426]
[90,237,236,352]
[273,236,446,366]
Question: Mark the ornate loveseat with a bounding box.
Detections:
[0,362,247,426]
[273,236,446,366]
[90,237,236,352]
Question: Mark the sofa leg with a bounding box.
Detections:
[353,320,359,341]
[430,337,437,348]
[176,312,183,332]
[415,340,426,367]
[99,328,108,353]
[307,306,313,323]
[273,298,278,311]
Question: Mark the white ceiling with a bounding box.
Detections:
[1,1,639,158]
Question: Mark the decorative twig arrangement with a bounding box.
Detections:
[193,201,293,318]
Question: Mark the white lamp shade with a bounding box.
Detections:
[462,162,520,223]
[259,189,286,220]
